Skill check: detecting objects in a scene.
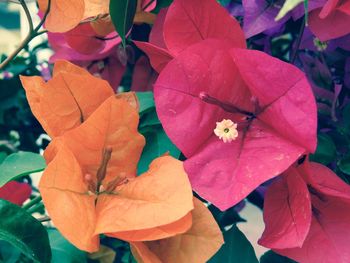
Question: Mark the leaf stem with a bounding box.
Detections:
[142,0,156,10]
[37,216,51,223]
[290,17,306,64]
[0,0,51,71]
[23,195,42,210]
[26,202,44,214]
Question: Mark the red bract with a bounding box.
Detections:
[134,0,245,73]
[0,181,32,206]
[131,56,157,92]
[258,167,311,249]
[309,0,350,41]
[162,0,246,55]
[154,40,317,210]
[261,160,350,263]
[64,23,109,55]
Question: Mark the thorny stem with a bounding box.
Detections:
[0,0,51,71]
[290,17,306,64]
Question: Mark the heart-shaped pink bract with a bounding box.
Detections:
[154,40,317,210]
[309,0,350,41]
[258,167,312,249]
[135,0,246,74]
[263,160,350,263]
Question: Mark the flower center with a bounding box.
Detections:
[313,38,328,51]
[214,119,238,143]
[84,147,128,196]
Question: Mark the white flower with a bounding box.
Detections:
[214,119,238,143]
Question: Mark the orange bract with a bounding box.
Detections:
[131,198,224,263]
[20,60,114,137]
[22,60,223,257]
[39,0,157,33]
[38,0,110,33]
[39,97,194,251]
[39,0,85,33]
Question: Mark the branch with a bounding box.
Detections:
[20,0,34,33]
[290,17,306,64]
[0,0,51,71]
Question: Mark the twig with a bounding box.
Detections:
[23,195,42,210]
[37,216,51,223]
[290,17,306,64]
[0,0,51,71]
[143,0,156,10]
[20,0,33,32]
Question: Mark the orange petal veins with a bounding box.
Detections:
[84,0,110,19]
[91,15,116,37]
[20,63,114,137]
[53,60,90,76]
[107,212,192,241]
[60,96,145,184]
[115,92,140,111]
[134,11,157,25]
[39,0,85,33]
[130,198,224,263]
[20,75,48,131]
[94,156,194,236]
[39,144,98,252]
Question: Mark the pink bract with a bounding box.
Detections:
[135,0,246,73]
[154,39,317,210]
[258,167,312,249]
[264,160,350,263]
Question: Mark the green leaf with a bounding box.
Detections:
[208,205,246,231]
[139,110,161,129]
[137,127,181,174]
[109,0,138,47]
[209,225,258,263]
[260,250,297,263]
[136,91,155,115]
[0,199,51,263]
[0,240,22,263]
[275,0,304,21]
[0,152,7,164]
[48,229,86,263]
[342,103,350,131]
[0,151,46,187]
[309,134,336,165]
[217,0,231,6]
[339,154,350,175]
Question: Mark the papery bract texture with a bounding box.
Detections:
[20,60,114,137]
[154,39,317,210]
[261,159,350,263]
[309,0,350,41]
[130,198,224,263]
[163,0,246,55]
[40,97,194,252]
[258,168,311,249]
[135,0,246,74]
[276,195,350,263]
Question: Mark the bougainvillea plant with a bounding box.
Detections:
[0,0,350,262]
